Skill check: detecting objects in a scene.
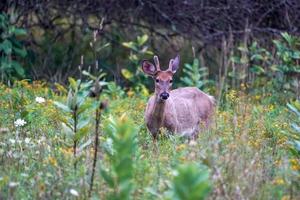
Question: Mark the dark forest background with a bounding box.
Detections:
[1,0,300,97]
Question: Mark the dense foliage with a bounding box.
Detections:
[0,80,299,199]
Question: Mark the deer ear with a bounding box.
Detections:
[169,55,180,74]
[142,60,156,76]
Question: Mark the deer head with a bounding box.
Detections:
[142,55,180,101]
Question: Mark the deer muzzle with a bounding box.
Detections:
[160,92,170,100]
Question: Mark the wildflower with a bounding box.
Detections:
[60,147,73,156]
[14,119,27,127]
[47,157,58,167]
[290,159,300,171]
[254,95,261,100]
[39,183,46,192]
[9,139,16,144]
[35,96,45,103]
[70,189,79,196]
[282,195,291,200]
[274,159,282,167]
[127,90,134,97]
[273,178,285,185]
[24,138,30,144]
[176,144,186,152]
[9,182,19,187]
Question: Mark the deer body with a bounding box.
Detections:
[142,55,215,139]
[145,87,214,138]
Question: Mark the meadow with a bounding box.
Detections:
[1,7,300,199]
[0,79,299,199]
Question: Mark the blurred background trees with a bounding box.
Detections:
[1,0,300,99]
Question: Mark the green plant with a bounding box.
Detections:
[287,100,300,156]
[104,81,125,99]
[166,163,211,200]
[0,13,27,83]
[286,100,300,193]
[53,77,93,169]
[101,115,138,200]
[273,33,300,96]
[82,70,108,197]
[121,34,153,95]
[180,58,212,90]
[230,33,300,97]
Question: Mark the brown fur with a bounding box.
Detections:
[142,55,215,139]
[145,86,215,138]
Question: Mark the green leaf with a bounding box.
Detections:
[237,46,248,52]
[74,126,89,141]
[11,60,24,76]
[68,77,78,90]
[61,122,74,136]
[287,103,300,117]
[281,32,293,46]
[53,101,72,113]
[121,69,134,80]
[101,169,115,187]
[291,123,300,133]
[9,27,27,36]
[292,51,300,59]
[250,65,265,74]
[78,139,92,152]
[170,164,211,200]
[82,70,97,80]
[95,42,110,52]
[122,42,137,51]
[251,54,264,61]
[230,56,241,63]
[0,39,12,54]
[137,34,148,46]
[76,117,90,130]
[13,47,27,57]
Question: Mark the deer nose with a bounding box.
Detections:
[160,92,169,100]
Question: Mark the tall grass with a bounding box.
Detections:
[0,80,299,199]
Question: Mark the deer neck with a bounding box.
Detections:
[149,93,167,128]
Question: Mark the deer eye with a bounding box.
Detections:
[169,80,173,83]
[156,79,159,83]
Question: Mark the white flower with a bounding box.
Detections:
[14,119,27,127]
[9,182,19,187]
[35,96,45,103]
[70,189,79,196]
[9,139,16,144]
[24,138,31,144]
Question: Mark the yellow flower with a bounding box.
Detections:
[47,156,58,167]
[290,159,300,171]
[281,195,290,200]
[254,95,261,100]
[60,147,73,157]
[273,178,285,185]
[176,144,186,152]
[127,90,135,97]
[268,104,274,111]
[39,183,46,192]
[274,159,282,167]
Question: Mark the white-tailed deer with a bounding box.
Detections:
[142,55,215,139]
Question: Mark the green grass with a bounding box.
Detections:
[0,81,299,199]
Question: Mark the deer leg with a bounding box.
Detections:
[191,126,200,140]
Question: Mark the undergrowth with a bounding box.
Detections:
[0,80,299,199]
